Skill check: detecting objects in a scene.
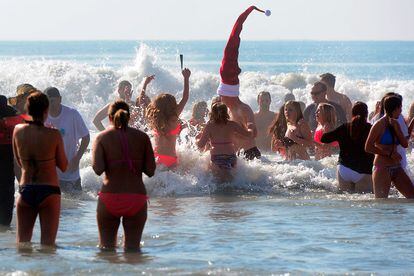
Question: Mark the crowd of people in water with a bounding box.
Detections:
[1,70,414,251]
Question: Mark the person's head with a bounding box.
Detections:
[192,101,208,121]
[25,91,49,123]
[284,93,295,103]
[352,101,368,120]
[350,101,369,142]
[257,91,271,110]
[117,80,132,102]
[219,95,238,108]
[108,100,130,130]
[9,83,37,113]
[379,92,402,116]
[384,95,402,119]
[310,82,327,104]
[320,73,336,89]
[316,103,337,127]
[284,101,303,124]
[146,93,178,133]
[44,87,62,114]
[210,102,230,124]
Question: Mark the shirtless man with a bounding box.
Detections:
[254,91,275,152]
[93,76,154,131]
[220,95,260,160]
[320,73,352,121]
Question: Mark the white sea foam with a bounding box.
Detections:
[2,43,414,198]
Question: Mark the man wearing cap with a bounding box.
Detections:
[217,6,270,160]
[8,83,37,114]
[45,87,90,193]
[0,95,27,226]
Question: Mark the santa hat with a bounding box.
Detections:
[217,6,271,97]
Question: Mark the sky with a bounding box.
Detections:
[0,0,413,41]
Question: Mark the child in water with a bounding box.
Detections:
[196,102,253,180]
[145,68,191,168]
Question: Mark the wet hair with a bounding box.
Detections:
[384,95,402,116]
[313,81,328,94]
[146,93,178,134]
[284,100,304,123]
[317,103,337,130]
[257,91,271,103]
[192,101,208,121]
[209,102,230,124]
[349,101,369,142]
[108,100,130,130]
[320,73,336,88]
[268,105,287,140]
[26,91,49,122]
[0,95,7,107]
[379,92,402,117]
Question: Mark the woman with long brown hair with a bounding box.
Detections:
[146,68,191,168]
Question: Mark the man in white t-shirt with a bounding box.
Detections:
[45,87,90,192]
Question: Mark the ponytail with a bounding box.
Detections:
[349,102,369,142]
[108,100,130,130]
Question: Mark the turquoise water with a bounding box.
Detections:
[1,41,414,273]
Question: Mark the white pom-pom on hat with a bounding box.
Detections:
[265,10,271,16]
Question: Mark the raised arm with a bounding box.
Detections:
[93,104,110,131]
[136,75,154,108]
[321,125,342,144]
[177,68,191,116]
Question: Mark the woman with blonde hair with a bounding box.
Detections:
[314,103,338,160]
[92,100,155,251]
[283,101,313,160]
[146,68,191,168]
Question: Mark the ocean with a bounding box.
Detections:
[1,40,414,274]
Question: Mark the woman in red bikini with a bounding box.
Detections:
[13,91,68,246]
[145,68,191,168]
[92,100,156,251]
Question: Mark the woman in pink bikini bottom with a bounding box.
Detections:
[92,100,156,251]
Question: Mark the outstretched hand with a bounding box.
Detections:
[144,75,155,86]
[182,68,191,79]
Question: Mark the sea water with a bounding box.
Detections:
[1,41,414,274]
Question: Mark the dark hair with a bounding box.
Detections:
[210,102,229,124]
[379,92,402,117]
[26,91,49,122]
[108,100,130,130]
[349,101,369,141]
[384,95,402,116]
[268,105,287,139]
[257,91,271,103]
[118,80,132,90]
[313,81,328,94]
[320,73,336,88]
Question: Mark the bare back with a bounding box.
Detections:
[92,127,155,194]
[254,110,275,152]
[13,123,67,186]
[228,101,257,150]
